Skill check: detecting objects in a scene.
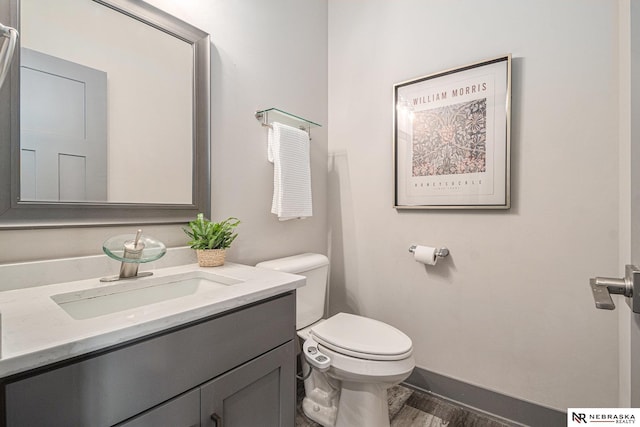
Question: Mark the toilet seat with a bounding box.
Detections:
[310,313,413,361]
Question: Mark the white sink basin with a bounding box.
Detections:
[51,271,242,320]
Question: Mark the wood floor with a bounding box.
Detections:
[296,384,518,427]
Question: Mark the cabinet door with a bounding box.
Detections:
[116,389,200,427]
[201,340,295,427]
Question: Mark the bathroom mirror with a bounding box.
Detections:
[0,0,211,228]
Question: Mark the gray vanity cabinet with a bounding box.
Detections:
[1,292,296,427]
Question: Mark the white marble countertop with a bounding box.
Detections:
[0,262,304,378]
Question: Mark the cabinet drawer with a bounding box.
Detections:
[116,389,200,427]
[4,292,295,427]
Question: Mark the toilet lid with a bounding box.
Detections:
[310,313,413,361]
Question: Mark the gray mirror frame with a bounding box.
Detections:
[0,0,211,229]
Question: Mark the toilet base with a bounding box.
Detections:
[301,361,339,426]
[334,381,391,427]
[301,362,394,427]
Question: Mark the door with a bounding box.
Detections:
[20,47,107,202]
[593,1,640,407]
[200,341,296,427]
[630,0,640,407]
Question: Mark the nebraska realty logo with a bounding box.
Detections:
[569,408,640,424]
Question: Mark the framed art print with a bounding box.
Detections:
[393,55,511,209]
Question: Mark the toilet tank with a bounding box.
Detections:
[256,253,329,330]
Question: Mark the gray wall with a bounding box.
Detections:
[0,0,328,267]
[327,0,620,411]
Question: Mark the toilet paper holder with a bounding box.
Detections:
[408,245,449,258]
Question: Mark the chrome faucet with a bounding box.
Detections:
[100,229,166,282]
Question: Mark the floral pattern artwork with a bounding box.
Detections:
[412,99,487,177]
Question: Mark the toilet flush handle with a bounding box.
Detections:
[303,338,331,372]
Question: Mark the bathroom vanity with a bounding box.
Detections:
[0,262,303,427]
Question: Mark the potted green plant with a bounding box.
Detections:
[183,213,240,267]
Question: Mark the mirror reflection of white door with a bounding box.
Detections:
[20,47,107,202]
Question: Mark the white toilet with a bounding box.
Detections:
[256,253,415,427]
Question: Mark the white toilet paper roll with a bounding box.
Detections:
[413,245,438,265]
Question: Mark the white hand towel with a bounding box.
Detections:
[268,122,312,221]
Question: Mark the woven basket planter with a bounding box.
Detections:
[196,249,226,267]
